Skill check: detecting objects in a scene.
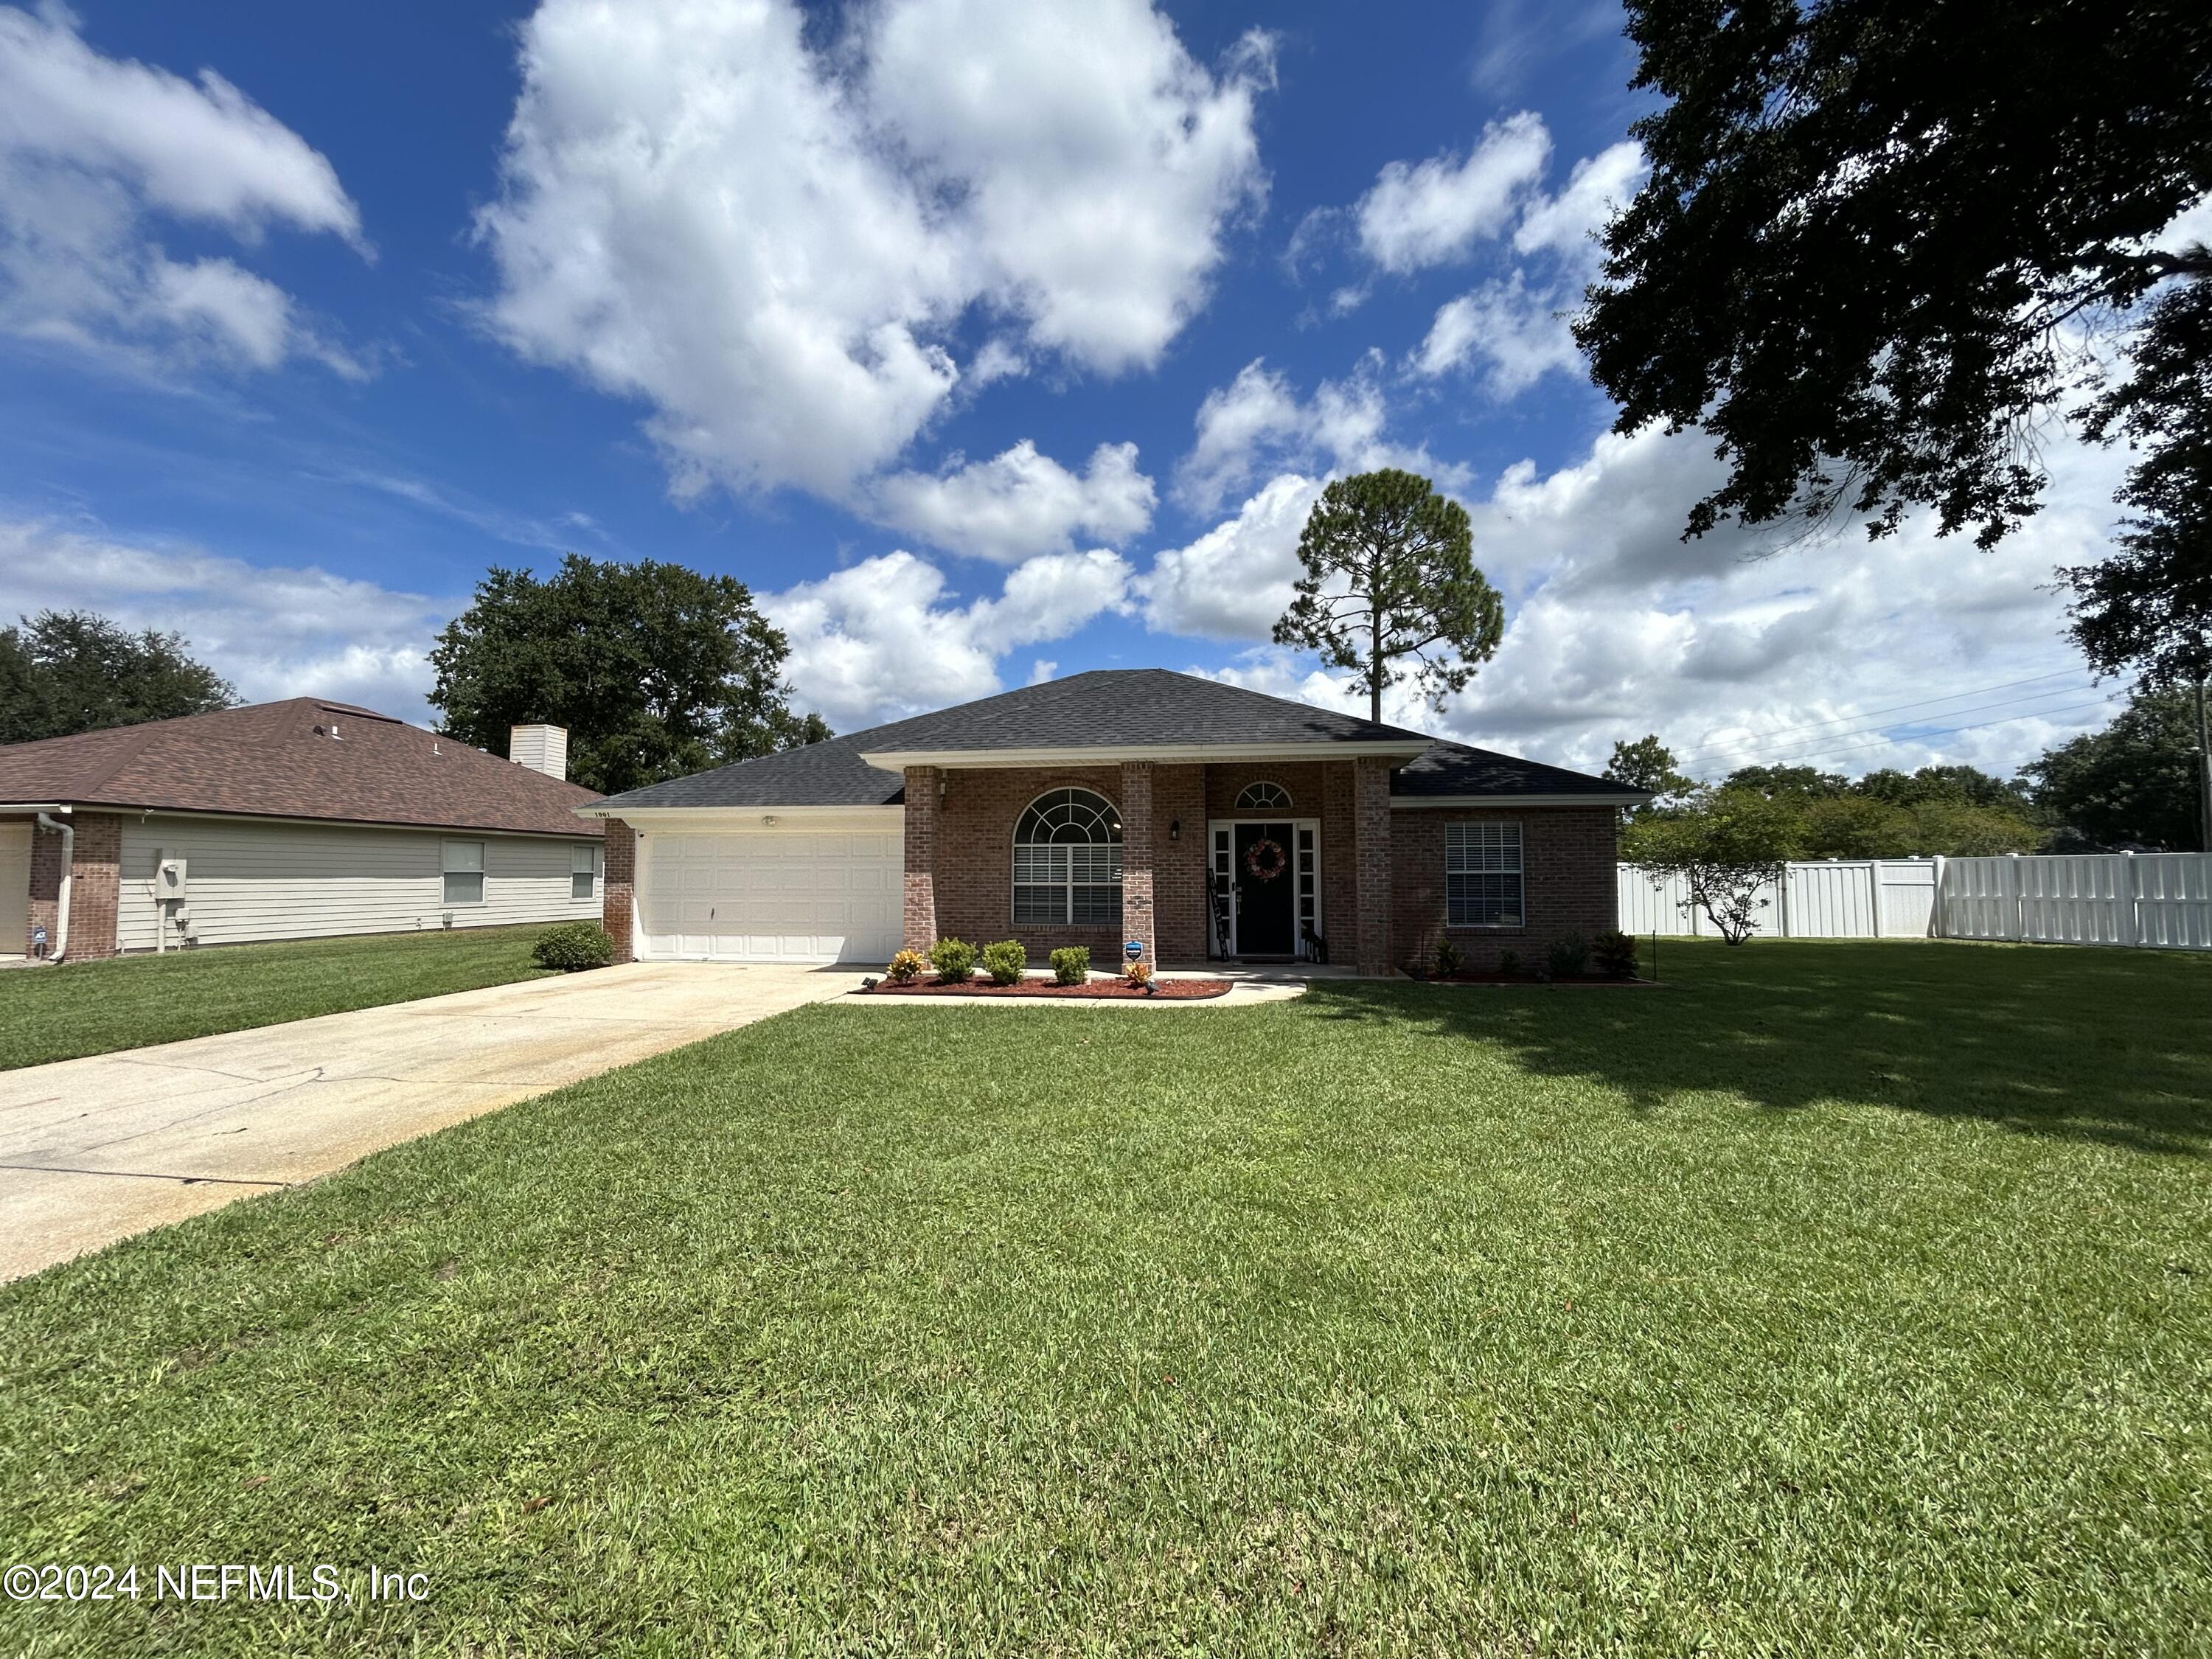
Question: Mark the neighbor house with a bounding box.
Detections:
[0,700,604,962]
[577,669,1646,975]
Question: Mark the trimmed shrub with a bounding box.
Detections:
[1547,933,1590,979]
[1593,930,1639,978]
[1433,938,1464,977]
[928,937,978,984]
[1048,945,1091,986]
[1498,949,1523,979]
[533,922,615,972]
[981,939,1027,986]
[886,948,928,984]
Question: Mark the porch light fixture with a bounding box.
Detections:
[1169,818,1180,841]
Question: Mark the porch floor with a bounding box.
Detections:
[1158,961,1380,983]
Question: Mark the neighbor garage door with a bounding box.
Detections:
[0,820,29,956]
[637,829,902,964]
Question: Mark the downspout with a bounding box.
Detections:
[35,812,72,963]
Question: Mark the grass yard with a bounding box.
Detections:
[1,939,2207,1655]
[0,925,558,1071]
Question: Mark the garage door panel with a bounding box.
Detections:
[640,828,901,963]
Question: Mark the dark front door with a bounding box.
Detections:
[1234,821,1297,956]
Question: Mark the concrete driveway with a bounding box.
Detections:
[0,961,860,1282]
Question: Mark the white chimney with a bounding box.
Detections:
[509,723,568,780]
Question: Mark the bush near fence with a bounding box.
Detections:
[1618,854,2212,950]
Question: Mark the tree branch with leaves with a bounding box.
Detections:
[1270,469,1504,724]
[429,554,828,796]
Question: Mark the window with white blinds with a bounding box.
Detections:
[1011,789,1122,925]
[442,839,486,907]
[1444,822,1522,927]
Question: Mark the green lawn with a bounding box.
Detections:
[1,939,2207,1655]
[0,925,557,1071]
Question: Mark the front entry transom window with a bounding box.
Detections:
[1012,788,1123,925]
[1236,780,1293,811]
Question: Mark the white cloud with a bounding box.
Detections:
[1436,425,2124,776]
[1139,470,1321,640]
[1353,111,1550,274]
[1469,0,1623,97]
[863,0,1273,375]
[1413,272,1581,394]
[1177,361,1306,510]
[2154,189,2212,255]
[0,5,364,373]
[0,518,442,720]
[1513,140,1644,264]
[479,0,1271,503]
[869,440,1155,564]
[1408,139,1642,400]
[1138,417,2125,779]
[1174,355,1435,513]
[764,547,1130,729]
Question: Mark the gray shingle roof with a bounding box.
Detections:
[585,734,904,810]
[586,670,1636,812]
[852,668,1434,754]
[1395,742,1646,800]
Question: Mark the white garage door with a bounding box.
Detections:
[638,830,902,964]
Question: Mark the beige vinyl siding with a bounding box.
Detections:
[116,816,600,951]
[0,818,29,956]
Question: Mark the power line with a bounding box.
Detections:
[1674,669,2094,765]
[1719,695,2122,770]
[1683,681,2105,768]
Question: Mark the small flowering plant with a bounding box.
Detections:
[886,948,928,984]
[1126,960,1154,989]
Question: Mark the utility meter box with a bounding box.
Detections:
[156,856,188,900]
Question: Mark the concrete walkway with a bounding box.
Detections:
[0,962,860,1282]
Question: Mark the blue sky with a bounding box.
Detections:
[0,0,2135,778]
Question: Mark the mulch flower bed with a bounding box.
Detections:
[860,975,1233,1000]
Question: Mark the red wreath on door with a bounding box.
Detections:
[1244,837,1288,882]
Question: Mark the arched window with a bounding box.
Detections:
[1012,788,1122,925]
[1236,780,1293,811]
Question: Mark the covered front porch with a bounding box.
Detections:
[897,755,1400,976]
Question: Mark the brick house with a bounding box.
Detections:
[0,700,604,963]
[580,670,1646,975]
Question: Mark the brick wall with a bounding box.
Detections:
[69,813,122,959]
[925,765,1129,959]
[601,818,637,963]
[914,764,1212,964]
[19,812,122,961]
[901,767,940,950]
[1391,806,1619,973]
[1119,762,1155,967]
[1352,759,1392,975]
[1153,763,1208,961]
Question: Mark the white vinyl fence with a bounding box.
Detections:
[1618,852,2212,951]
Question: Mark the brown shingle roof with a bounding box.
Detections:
[0,699,602,838]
